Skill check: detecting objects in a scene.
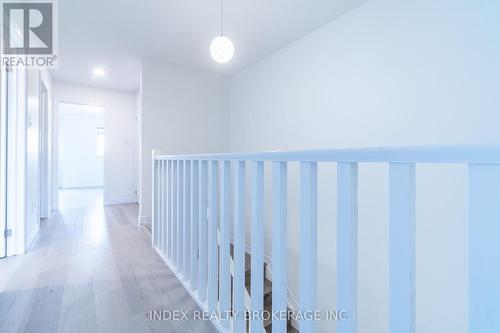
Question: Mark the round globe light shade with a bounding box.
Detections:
[210,36,234,63]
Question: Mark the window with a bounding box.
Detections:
[96,127,104,156]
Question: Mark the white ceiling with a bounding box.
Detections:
[50,0,366,92]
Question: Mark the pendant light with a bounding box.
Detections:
[210,0,234,63]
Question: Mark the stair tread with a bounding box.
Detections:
[230,243,252,272]
[228,242,298,332]
[245,276,272,295]
[263,303,297,326]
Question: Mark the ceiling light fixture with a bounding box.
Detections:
[93,67,105,78]
[210,0,234,63]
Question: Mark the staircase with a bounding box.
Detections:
[229,244,298,333]
[153,146,500,333]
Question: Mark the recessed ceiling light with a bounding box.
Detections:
[93,67,105,78]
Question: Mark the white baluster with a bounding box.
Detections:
[184,161,191,279]
[220,161,231,325]
[208,161,219,312]
[151,157,158,248]
[299,161,317,333]
[198,161,208,302]
[234,161,246,332]
[165,160,170,257]
[172,160,178,266]
[177,160,184,272]
[157,160,162,253]
[389,163,415,333]
[272,161,287,333]
[469,164,500,332]
[167,160,172,260]
[158,160,164,253]
[251,161,264,333]
[162,160,167,255]
[336,162,358,333]
[191,161,199,290]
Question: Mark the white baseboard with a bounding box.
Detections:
[104,197,136,205]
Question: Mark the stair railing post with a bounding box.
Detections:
[198,160,208,302]
[172,160,178,266]
[272,161,288,333]
[161,160,166,254]
[184,161,191,279]
[251,161,265,333]
[167,160,172,260]
[219,161,231,325]
[177,160,184,273]
[233,161,246,332]
[151,149,161,248]
[190,161,199,290]
[299,161,318,333]
[469,163,500,332]
[208,160,219,312]
[389,163,416,333]
[336,162,358,333]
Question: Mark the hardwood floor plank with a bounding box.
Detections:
[0,189,216,333]
[23,270,66,333]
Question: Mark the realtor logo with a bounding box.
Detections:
[1,0,58,68]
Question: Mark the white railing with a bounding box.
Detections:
[151,145,500,333]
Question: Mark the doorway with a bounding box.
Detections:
[58,102,105,203]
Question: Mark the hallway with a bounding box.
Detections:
[0,189,217,333]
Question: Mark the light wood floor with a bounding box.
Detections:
[0,189,217,333]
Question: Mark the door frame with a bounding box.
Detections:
[39,81,49,219]
[2,65,28,256]
[56,101,105,192]
[0,65,8,258]
[134,105,141,204]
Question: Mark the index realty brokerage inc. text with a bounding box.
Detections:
[149,309,350,321]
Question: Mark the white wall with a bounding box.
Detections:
[228,1,500,332]
[58,105,104,188]
[53,81,136,205]
[139,58,228,224]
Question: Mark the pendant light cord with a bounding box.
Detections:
[220,0,224,36]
